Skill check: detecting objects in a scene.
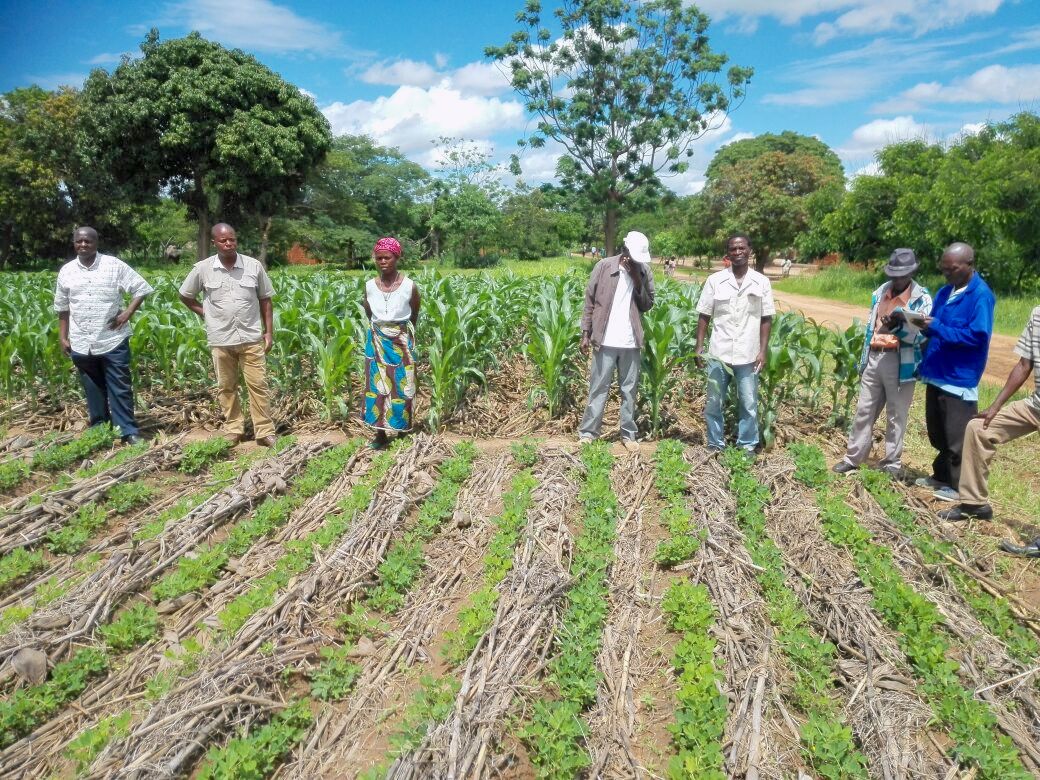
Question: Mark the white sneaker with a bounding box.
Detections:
[914,476,945,489]
[578,434,595,444]
[622,439,640,453]
[933,486,959,502]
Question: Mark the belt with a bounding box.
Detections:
[869,345,898,353]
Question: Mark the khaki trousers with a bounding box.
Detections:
[959,399,1040,505]
[211,341,275,438]
[842,349,916,469]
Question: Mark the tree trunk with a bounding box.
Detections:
[604,204,619,257]
[755,244,771,274]
[257,215,272,270]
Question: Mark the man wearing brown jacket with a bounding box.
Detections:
[578,231,656,450]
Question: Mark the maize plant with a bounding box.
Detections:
[639,281,700,436]
[525,277,582,418]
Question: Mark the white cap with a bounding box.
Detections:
[622,231,651,264]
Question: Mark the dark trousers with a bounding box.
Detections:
[924,383,977,489]
[70,338,139,437]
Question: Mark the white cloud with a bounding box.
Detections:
[448,61,513,97]
[321,85,525,156]
[86,52,124,65]
[874,64,1040,112]
[360,59,442,88]
[837,115,934,160]
[162,0,357,56]
[25,72,87,89]
[694,0,1005,41]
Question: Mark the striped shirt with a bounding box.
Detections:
[1015,305,1040,414]
[53,254,154,355]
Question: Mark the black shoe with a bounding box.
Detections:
[999,537,1040,558]
[832,461,858,474]
[938,503,993,521]
[122,434,145,446]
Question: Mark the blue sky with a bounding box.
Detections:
[2,0,1038,193]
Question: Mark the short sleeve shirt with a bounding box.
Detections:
[179,254,275,347]
[53,254,154,355]
[697,268,776,365]
[1014,305,1040,414]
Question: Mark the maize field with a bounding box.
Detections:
[1,265,1038,779]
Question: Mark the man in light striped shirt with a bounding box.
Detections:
[54,226,153,444]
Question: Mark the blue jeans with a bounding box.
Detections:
[705,359,759,451]
[70,338,139,437]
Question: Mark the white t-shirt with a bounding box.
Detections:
[366,277,414,324]
[602,271,636,349]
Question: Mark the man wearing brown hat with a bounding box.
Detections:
[833,248,932,475]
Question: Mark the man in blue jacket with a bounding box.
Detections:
[914,242,995,501]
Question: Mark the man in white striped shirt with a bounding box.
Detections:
[54,227,153,443]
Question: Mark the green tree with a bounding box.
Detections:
[81,30,332,260]
[487,0,751,256]
[700,133,844,272]
[274,134,429,264]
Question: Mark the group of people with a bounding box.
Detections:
[53,225,1037,554]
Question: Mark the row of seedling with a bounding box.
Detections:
[0,424,120,492]
[789,443,1029,779]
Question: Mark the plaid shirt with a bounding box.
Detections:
[859,280,932,384]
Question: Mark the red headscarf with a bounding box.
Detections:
[373,237,402,257]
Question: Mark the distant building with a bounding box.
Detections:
[287,243,321,265]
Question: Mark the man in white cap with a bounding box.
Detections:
[832,248,932,475]
[694,234,775,453]
[578,231,656,450]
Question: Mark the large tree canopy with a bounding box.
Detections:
[81,30,332,259]
[699,132,845,272]
[488,0,751,255]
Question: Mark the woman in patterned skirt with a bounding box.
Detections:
[362,237,421,449]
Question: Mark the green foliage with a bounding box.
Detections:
[488,0,751,252]
[0,547,45,593]
[308,646,362,701]
[509,439,539,467]
[387,676,460,755]
[105,480,155,514]
[179,437,235,474]
[0,458,30,490]
[652,439,701,566]
[197,701,313,780]
[366,443,477,614]
[81,30,332,260]
[45,503,108,555]
[720,448,868,778]
[134,493,206,541]
[520,699,591,778]
[99,603,159,651]
[32,424,118,472]
[700,133,845,272]
[0,648,109,748]
[660,580,727,780]
[444,469,537,663]
[640,282,700,436]
[65,711,133,773]
[790,443,1030,779]
[75,441,149,478]
[526,277,582,418]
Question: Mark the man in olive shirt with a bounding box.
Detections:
[179,223,277,446]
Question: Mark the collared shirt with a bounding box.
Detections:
[697,268,776,365]
[580,256,655,349]
[53,253,154,355]
[1015,305,1040,414]
[179,254,275,347]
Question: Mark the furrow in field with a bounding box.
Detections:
[0,444,373,779]
[0,441,180,554]
[583,451,658,779]
[0,442,320,675]
[757,454,945,778]
[385,448,579,780]
[82,435,446,779]
[284,452,512,777]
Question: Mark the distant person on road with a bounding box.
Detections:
[832,248,932,476]
[578,231,655,451]
[781,255,793,278]
[54,227,153,445]
[939,305,1039,522]
[913,242,995,502]
[179,223,277,448]
[362,237,420,450]
[695,235,775,453]
[591,246,600,260]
